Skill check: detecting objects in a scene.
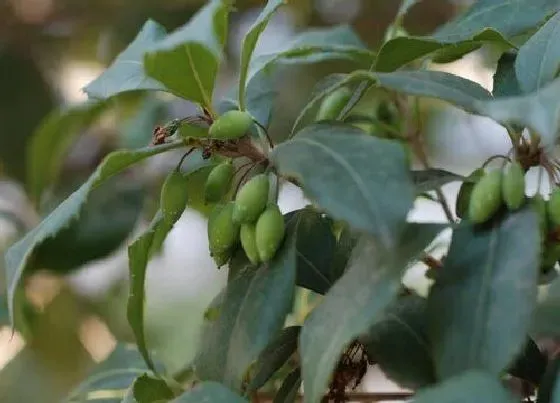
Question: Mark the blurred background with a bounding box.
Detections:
[0,0,533,401]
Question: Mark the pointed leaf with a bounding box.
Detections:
[413,371,516,403]
[238,0,285,110]
[412,169,466,193]
[271,123,415,248]
[173,382,246,403]
[300,224,444,403]
[507,338,547,385]
[274,368,301,403]
[427,208,541,379]
[84,20,167,99]
[516,11,560,93]
[144,0,230,107]
[493,52,522,97]
[4,141,183,331]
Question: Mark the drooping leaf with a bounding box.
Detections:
[274,368,301,403]
[5,141,183,331]
[300,224,444,403]
[283,208,337,295]
[124,374,175,403]
[172,382,246,402]
[412,169,466,194]
[493,52,522,97]
[427,208,541,380]
[238,0,285,111]
[412,370,516,403]
[361,294,436,390]
[536,356,560,403]
[515,11,560,93]
[144,0,230,108]
[26,100,109,204]
[84,20,168,99]
[271,123,415,249]
[507,338,547,385]
[246,326,300,393]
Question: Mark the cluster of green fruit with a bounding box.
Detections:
[206,170,285,267]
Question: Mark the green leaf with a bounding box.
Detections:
[300,223,444,403]
[413,370,515,403]
[271,123,415,249]
[427,207,541,380]
[515,11,560,93]
[127,211,173,374]
[238,0,285,111]
[126,374,175,403]
[34,178,144,274]
[5,141,183,331]
[432,0,560,43]
[246,326,300,393]
[26,100,109,204]
[84,20,168,100]
[172,382,246,402]
[507,338,547,385]
[533,277,560,336]
[536,356,560,403]
[284,208,337,295]
[224,232,297,390]
[144,0,230,108]
[412,169,466,194]
[361,295,436,390]
[274,368,301,403]
[493,52,522,97]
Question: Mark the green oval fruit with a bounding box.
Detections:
[548,188,560,228]
[204,160,234,204]
[211,250,231,268]
[316,87,352,121]
[160,170,189,225]
[240,223,260,265]
[209,110,253,140]
[255,204,286,262]
[208,202,240,256]
[455,168,485,219]
[233,174,270,223]
[468,169,502,224]
[502,161,525,210]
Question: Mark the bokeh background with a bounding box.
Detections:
[0,0,533,401]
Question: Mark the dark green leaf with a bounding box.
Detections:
[84,20,167,99]
[329,225,358,282]
[274,368,301,403]
[27,100,109,204]
[172,382,246,402]
[515,11,560,93]
[427,208,541,379]
[34,178,144,274]
[238,0,284,111]
[300,224,444,403]
[130,374,174,403]
[246,326,300,393]
[284,208,337,295]
[127,211,173,374]
[5,141,183,331]
[144,0,229,107]
[507,338,547,385]
[412,169,466,193]
[413,370,515,403]
[537,356,560,403]
[493,52,522,97]
[361,295,436,389]
[271,123,415,249]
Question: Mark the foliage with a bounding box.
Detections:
[5,0,560,402]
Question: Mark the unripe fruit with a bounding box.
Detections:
[548,188,560,228]
[209,110,253,140]
[456,168,484,219]
[160,170,189,225]
[255,204,286,262]
[316,87,352,121]
[468,169,502,224]
[240,223,260,266]
[233,174,270,224]
[208,202,240,256]
[204,160,234,204]
[211,250,231,268]
[502,161,525,210]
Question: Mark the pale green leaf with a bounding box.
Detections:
[493,52,522,97]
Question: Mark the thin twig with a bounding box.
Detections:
[254,120,274,149]
[176,147,196,171]
[234,161,262,195]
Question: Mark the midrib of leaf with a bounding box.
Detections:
[185,44,212,110]
[290,136,388,247]
[468,225,499,368]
